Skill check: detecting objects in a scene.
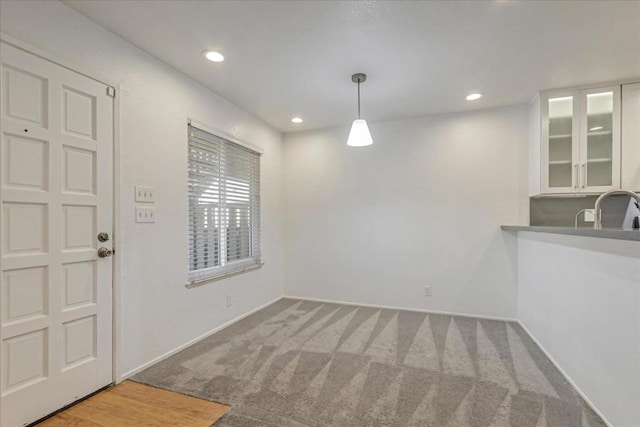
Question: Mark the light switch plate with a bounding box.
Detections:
[135,186,155,203]
[136,207,155,223]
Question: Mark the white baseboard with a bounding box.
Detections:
[517,320,612,427]
[282,294,518,323]
[118,296,283,382]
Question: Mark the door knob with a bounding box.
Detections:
[97,247,112,258]
[98,232,109,242]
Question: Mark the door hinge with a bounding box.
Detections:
[107,87,116,98]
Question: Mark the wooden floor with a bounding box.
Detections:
[37,381,229,426]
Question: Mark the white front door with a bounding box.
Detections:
[0,43,113,427]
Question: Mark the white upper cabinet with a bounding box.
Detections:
[621,83,640,191]
[530,83,631,196]
[543,86,621,194]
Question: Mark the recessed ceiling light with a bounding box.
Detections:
[291,117,303,124]
[203,50,224,62]
[590,126,603,131]
[466,93,483,101]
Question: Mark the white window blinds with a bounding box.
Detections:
[188,124,261,283]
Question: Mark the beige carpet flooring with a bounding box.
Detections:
[133,298,605,426]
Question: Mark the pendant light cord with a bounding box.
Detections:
[357,80,361,119]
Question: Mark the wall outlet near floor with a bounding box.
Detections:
[424,286,432,297]
[226,295,232,308]
[583,209,595,222]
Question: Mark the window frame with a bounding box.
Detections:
[186,119,263,287]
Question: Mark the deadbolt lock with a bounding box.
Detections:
[98,232,109,242]
[97,247,112,258]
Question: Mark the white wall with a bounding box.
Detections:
[0,0,284,379]
[517,231,640,427]
[283,105,529,319]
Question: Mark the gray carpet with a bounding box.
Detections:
[133,298,605,426]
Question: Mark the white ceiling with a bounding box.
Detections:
[63,0,640,133]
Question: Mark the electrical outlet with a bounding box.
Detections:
[584,209,595,222]
[135,207,155,223]
[135,186,155,203]
[226,295,232,308]
[424,286,432,297]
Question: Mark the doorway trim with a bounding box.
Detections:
[0,32,124,384]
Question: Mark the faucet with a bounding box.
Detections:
[574,209,592,228]
[593,189,640,229]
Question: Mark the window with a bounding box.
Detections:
[187,124,261,283]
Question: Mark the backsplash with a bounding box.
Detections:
[530,194,635,228]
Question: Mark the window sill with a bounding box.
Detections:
[185,262,264,289]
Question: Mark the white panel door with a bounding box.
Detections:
[0,43,113,427]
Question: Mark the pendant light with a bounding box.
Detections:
[347,73,373,147]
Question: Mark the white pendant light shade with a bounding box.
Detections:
[347,119,373,147]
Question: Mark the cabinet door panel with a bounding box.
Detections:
[580,86,621,193]
[542,92,579,193]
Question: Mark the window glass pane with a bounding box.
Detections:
[188,131,221,271]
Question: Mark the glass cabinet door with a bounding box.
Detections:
[544,94,578,192]
[580,87,621,192]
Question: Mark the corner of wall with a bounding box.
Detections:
[516,319,613,427]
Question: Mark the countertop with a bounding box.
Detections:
[501,225,640,242]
